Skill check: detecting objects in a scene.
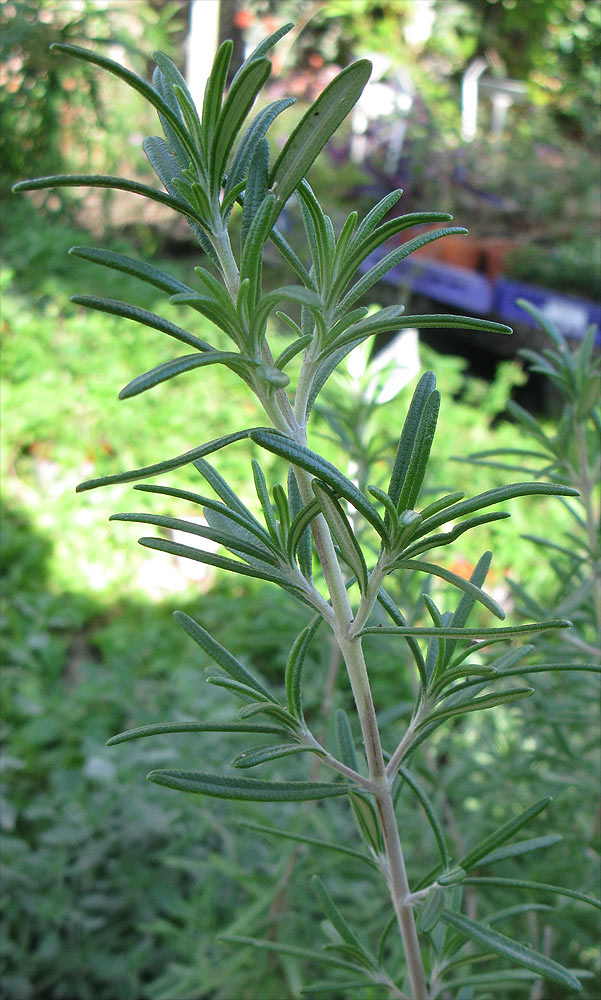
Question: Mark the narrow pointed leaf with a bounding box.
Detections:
[285,621,320,720]
[70,295,212,352]
[462,877,601,910]
[419,687,534,727]
[76,428,257,492]
[339,226,469,311]
[68,246,192,295]
[232,743,316,769]
[376,588,427,688]
[476,834,563,868]
[387,372,436,510]
[312,877,372,960]
[241,138,270,247]
[390,559,504,620]
[270,60,372,214]
[336,709,359,771]
[110,512,277,565]
[397,766,448,867]
[439,911,583,993]
[141,536,291,585]
[13,174,207,227]
[359,621,570,639]
[148,770,349,801]
[107,720,287,745]
[174,611,273,698]
[415,482,579,539]
[313,481,369,592]
[395,390,440,513]
[201,39,233,148]
[238,819,377,867]
[458,798,552,873]
[250,430,387,539]
[226,98,295,196]
[211,58,271,190]
[287,499,321,563]
[118,351,251,399]
[236,21,294,74]
[49,43,197,161]
[418,887,446,933]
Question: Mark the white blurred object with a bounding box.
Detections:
[186,0,220,111]
[462,58,526,142]
[346,327,420,405]
[350,54,415,170]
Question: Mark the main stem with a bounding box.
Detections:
[294,457,428,999]
[216,240,428,1000]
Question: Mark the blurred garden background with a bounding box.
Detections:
[1,2,599,998]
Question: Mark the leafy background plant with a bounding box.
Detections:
[2,7,596,996]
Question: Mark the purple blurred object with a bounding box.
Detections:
[360,252,601,346]
[493,278,601,345]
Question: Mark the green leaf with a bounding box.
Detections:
[226,98,295,198]
[270,60,372,214]
[313,481,369,592]
[475,834,563,868]
[241,138,270,247]
[68,246,192,296]
[395,390,440,514]
[237,819,377,867]
[274,335,313,371]
[312,876,373,963]
[194,456,255,517]
[420,688,534,727]
[70,295,212,353]
[107,720,287,745]
[207,673,270,704]
[387,372,436,511]
[414,482,579,539]
[463,877,601,911]
[288,468,313,579]
[110,511,277,565]
[241,193,276,311]
[211,58,271,192]
[49,43,198,165]
[390,558,504,620]
[359,621,570,640]
[252,285,322,341]
[287,498,321,564]
[118,351,252,399]
[418,887,446,933]
[349,791,384,853]
[76,427,257,492]
[236,21,294,73]
[200,39,233,149]
[270,226,315,287]
[285,621,319,721]
[396,766,448,868]
[458,798,552,873]
[250,430,387,540]
[338,226,468,312]
[168,291,242,343]
[173,611,273,699]
[376,589,427,689]
[134,483,274,551]
[140,533,293,583]
[336,709,359,771]
[400,512,511,561]
[232,743,317,769]
[13,174,209,229]
[147,770,349,801]
[439,910,583,993]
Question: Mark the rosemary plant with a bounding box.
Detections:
[14,24,600,999]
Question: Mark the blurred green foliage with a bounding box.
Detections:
[0,0,182,194]
[258,0,600,148]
